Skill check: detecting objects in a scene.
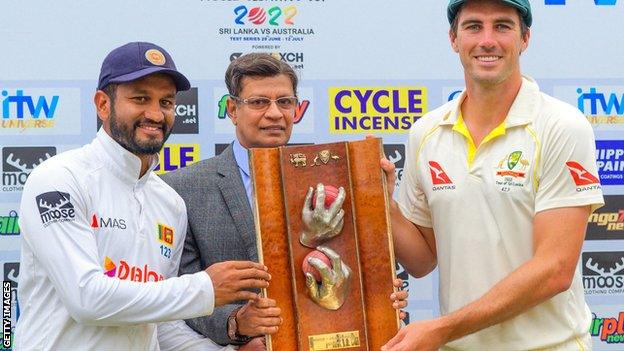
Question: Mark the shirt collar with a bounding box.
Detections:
[440,75,540,129]
[232,138,250,178]
[93,128,159,185]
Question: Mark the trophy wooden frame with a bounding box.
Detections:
[250,138,399,351]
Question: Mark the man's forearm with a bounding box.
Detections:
[390,201,436,277]
[434,254,574,344]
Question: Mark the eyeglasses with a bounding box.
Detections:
[230,95,298,110]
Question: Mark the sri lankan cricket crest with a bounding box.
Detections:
[494,150,530,192]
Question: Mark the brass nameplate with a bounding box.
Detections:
[308,330,361,351]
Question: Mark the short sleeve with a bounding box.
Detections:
[534,110,604,213]
[396,126,433,228]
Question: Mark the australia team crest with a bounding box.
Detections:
[494,150,530,192]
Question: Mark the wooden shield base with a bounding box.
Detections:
[250,138,399,351]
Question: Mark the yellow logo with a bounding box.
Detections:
[588,211,624,231]
[145,49,166,66]
[154,144,200,175]
[328,87,427,134]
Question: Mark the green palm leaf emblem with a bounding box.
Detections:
[507,151,522,170]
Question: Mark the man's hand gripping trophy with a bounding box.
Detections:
[300,183,352,310]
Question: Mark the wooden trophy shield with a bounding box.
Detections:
[250,138,399,351]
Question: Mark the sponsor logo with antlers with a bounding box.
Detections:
[2,147,56,191]
[585,256,624,276]
[582,252,624,294]
[4,152,53,173]
[35,191,76,227]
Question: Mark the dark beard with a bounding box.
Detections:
[108,106,172,155]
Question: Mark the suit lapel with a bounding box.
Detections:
[216,145,258,261]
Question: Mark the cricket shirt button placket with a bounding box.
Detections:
[133,185,147,241]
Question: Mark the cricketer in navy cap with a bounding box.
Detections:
[98,42,190,91]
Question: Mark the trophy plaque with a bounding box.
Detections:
[250,138,399,351]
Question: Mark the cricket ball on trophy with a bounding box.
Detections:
[312,184,339,209]
[302,250,332,282]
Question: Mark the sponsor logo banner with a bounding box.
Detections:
[2,146,56,193]
[329,87,427,133]
[586,195,624,240]
[582,251,624,296]
[553,86,624,129]
[154,144,200,175]
[590,309,624,347]
[0,88,81,135]
[0,210,19,236]
[596,140,624,185]
[172,87,199,134]
[384,144,405,191]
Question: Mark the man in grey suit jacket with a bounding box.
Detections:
[161,145,260,344]
[161,53,299,348]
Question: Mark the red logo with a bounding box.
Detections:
[91,213,127,230]
[566,161,600,185]
[103,257,164,282]
[294,100,310,124]
[428,161,453,185]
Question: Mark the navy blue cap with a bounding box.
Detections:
[98,42,190,91]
